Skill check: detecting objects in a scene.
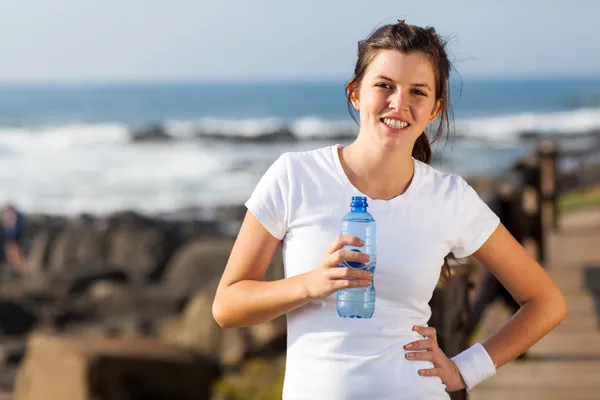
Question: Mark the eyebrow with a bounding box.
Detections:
[373,75,432,91]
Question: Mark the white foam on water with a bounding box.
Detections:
[290,116,357,139]
[0,123,130,152]
[1,107,599,215]
[456,108,600,140]
[0,140,226,216]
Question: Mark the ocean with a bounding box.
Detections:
[1,77,600,216]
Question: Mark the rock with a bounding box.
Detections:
[247,316,286,355]
[47,218,108,273]
[20,209,236,282]
[163,237,236,295]
[160,292,224,361]
[52,308,93,332]
[0,301,39,336]
[93,287,182,322]
[107,211,156,231]
[161,290,286,368]
[196,128,296,143]
[47,229,83,272]
[105,227,169,283]
[87,280,127,302]
[0,338,27,366]
[170,219,228,245]
[13,333,221,400]
[160,291,248,367]
[130,124,173,142]
[23,214,67,246]
[74,228,107,267]
[66,269,128,296]
[213,204,248,222]
[24,230,53,275]
[252,129,296,142]
[162,237,283,296]
[219,328,247,367]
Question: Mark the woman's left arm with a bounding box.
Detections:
[470,222,567,367]
[405,223,567,391]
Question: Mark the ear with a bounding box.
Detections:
[428,99,442,124]
[346,81,360,110]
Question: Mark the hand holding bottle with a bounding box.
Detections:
[302,234,373,300]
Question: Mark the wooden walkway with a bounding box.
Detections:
[471,207,600,400]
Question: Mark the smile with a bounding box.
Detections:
[381,118,410,130]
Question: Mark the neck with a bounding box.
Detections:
[339,135,416,200]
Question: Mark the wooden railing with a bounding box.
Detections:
[429,131,600,400]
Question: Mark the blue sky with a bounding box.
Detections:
[0,0,598,83]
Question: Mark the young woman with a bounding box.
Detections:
[212,20,567,399]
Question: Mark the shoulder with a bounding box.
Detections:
[274,145,338,174]
[257,145,338,192]
[414,159,469,198]
[282,145,335,164]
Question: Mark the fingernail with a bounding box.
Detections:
[406,353,414,359]
[405,343,413,349]
[419,370,425,376]
[412,326,419,331]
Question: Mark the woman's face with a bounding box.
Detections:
[350,50,442,151]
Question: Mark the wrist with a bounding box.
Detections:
[451,361,467,391]
[451,343,496,392]
[295,272,314,301]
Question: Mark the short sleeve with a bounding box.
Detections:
[244,153,290,240]
[450,177,500,259]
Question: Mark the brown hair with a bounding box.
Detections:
[346,21,456,164]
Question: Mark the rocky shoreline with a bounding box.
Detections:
[0,204,289,398]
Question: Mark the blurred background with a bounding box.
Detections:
[0,1,599,399]
[1,0,599,215]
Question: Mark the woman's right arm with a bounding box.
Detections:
[212,210,373,328]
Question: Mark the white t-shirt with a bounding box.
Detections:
[245,145,500,400]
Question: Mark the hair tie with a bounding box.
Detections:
[397,19,406,24]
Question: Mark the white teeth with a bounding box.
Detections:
[382,118,408,129]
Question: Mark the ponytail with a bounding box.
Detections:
[412,132,432,164]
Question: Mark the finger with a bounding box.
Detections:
[418,367,443,377]
[404,339,434,351]
[405,351,433,361]
[413,325,438,341]
[329,249,370,267]
[329,266,373,281]
[327,235,365,254]
[332,278,372,291]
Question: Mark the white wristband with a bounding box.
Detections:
[451,343,496,391]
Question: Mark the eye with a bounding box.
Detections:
[411,89,427,96]
[375,82,392,89]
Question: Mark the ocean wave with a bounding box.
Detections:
[456,108,600,141]
[164,116,358,141]
[1,108,600,151]
[128,108,600,143]
[0,123,130,153]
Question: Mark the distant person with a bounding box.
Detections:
[212,20,567,399]
[2,204,25,276]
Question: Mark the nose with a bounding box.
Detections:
[389,89,408,111]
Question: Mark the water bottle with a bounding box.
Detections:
[337,196,377,318]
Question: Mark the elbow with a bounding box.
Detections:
[555,293,568,325]
[543,289,568,328]
[212,294,233,329]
